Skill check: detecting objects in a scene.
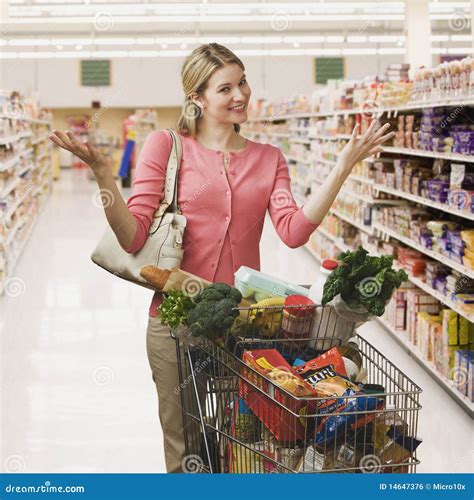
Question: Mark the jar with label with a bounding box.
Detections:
[280,295,315,349]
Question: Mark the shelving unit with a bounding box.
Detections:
[0,112,53,295]
[244,94,474,415]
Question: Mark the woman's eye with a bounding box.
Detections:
[221,80,246,92]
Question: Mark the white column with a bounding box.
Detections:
[404,0,432,78]
[471,0,474,53]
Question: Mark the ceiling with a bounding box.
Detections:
[0,1,471,58]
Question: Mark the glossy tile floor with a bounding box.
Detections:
[1,169,472,473]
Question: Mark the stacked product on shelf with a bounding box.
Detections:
[243,59,474,414]
[0,91,53,294]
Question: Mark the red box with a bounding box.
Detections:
[239,349,316,442]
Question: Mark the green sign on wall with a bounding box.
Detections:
[81,60,111,87]
[315,57,345,84]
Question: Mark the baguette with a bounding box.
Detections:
[139,265,172,290]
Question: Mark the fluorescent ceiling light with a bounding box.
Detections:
[431,35,450,42]
[326,36,345,43]
[347,36,368,43]
[377,47,406,54]
[343,48,377,55]
[6,14,406,24]
[451,35,473,42]
[369,36,404,43]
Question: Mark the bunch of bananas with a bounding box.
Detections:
[248,297,286,338]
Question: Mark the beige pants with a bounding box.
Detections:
[146,315,187,473]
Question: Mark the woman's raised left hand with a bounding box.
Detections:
[337,120,395,172]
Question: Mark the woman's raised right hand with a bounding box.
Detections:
[48,130,113,177]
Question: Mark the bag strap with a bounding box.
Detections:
[154,128,183,219]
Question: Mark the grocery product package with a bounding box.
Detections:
[239,348,316,441]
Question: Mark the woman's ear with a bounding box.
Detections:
[190,93,205,110]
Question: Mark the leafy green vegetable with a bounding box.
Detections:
[186,282,243,339]
[157,290,196,329]
[321,246,408,316]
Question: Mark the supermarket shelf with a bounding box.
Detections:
[407,272,474,323]
[291,137,311,145]
[3,187,33,221]
[248,98,474,122]
[0,177,21,200]
[5,216,26,246]
[286,154,312,165]
[330,207,374,235]
[316,226,351,253]
[31,133,49,145]
[347,174,374,185]
[373,222,474,279]
[373,184,474,221]
[382,146,474,163]
[17,163,33,177]
[1,148,35,173]
[0,155,20,172]
[308,134,339,141]
[314,157,337,166]
[0,133,21,145]
[378,316,474,418]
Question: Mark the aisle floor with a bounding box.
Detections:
[1,169,472,473]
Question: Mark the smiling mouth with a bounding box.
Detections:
[229,104,246,111]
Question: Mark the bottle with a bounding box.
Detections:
[338,337,363,381]
[308,259,338,350]
[308,259,338,304]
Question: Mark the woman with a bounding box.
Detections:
[49,43,394,473]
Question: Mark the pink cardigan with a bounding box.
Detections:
[124,130,319,317]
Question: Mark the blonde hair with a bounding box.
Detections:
[177,43,245,137]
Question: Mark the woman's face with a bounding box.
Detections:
[195,63,251,127]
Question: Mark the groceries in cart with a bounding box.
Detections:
[161,246,421,473]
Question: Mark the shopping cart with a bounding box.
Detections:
[172,301,422,474]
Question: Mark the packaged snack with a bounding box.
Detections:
[294,347,356,402]
[240,349,316,441]
[296,444,325,472]
[313,391,381,448]
[377,428,422,473]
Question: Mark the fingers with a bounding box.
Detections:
[373,130,395,146]
[368,146,385,156]
[350,124,358,142]
[361,118,379,142]
[372,122,391,141]
[65,130,84,150]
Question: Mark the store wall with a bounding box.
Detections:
[2,54,409,108]
[50,107,180,140]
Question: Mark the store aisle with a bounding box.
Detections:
[1,169,164,473]
[1,168,472,474]
[261,230,474,474]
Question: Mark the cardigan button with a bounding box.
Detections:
[225,216,230,221]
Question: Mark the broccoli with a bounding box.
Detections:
[186,282,242,339]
